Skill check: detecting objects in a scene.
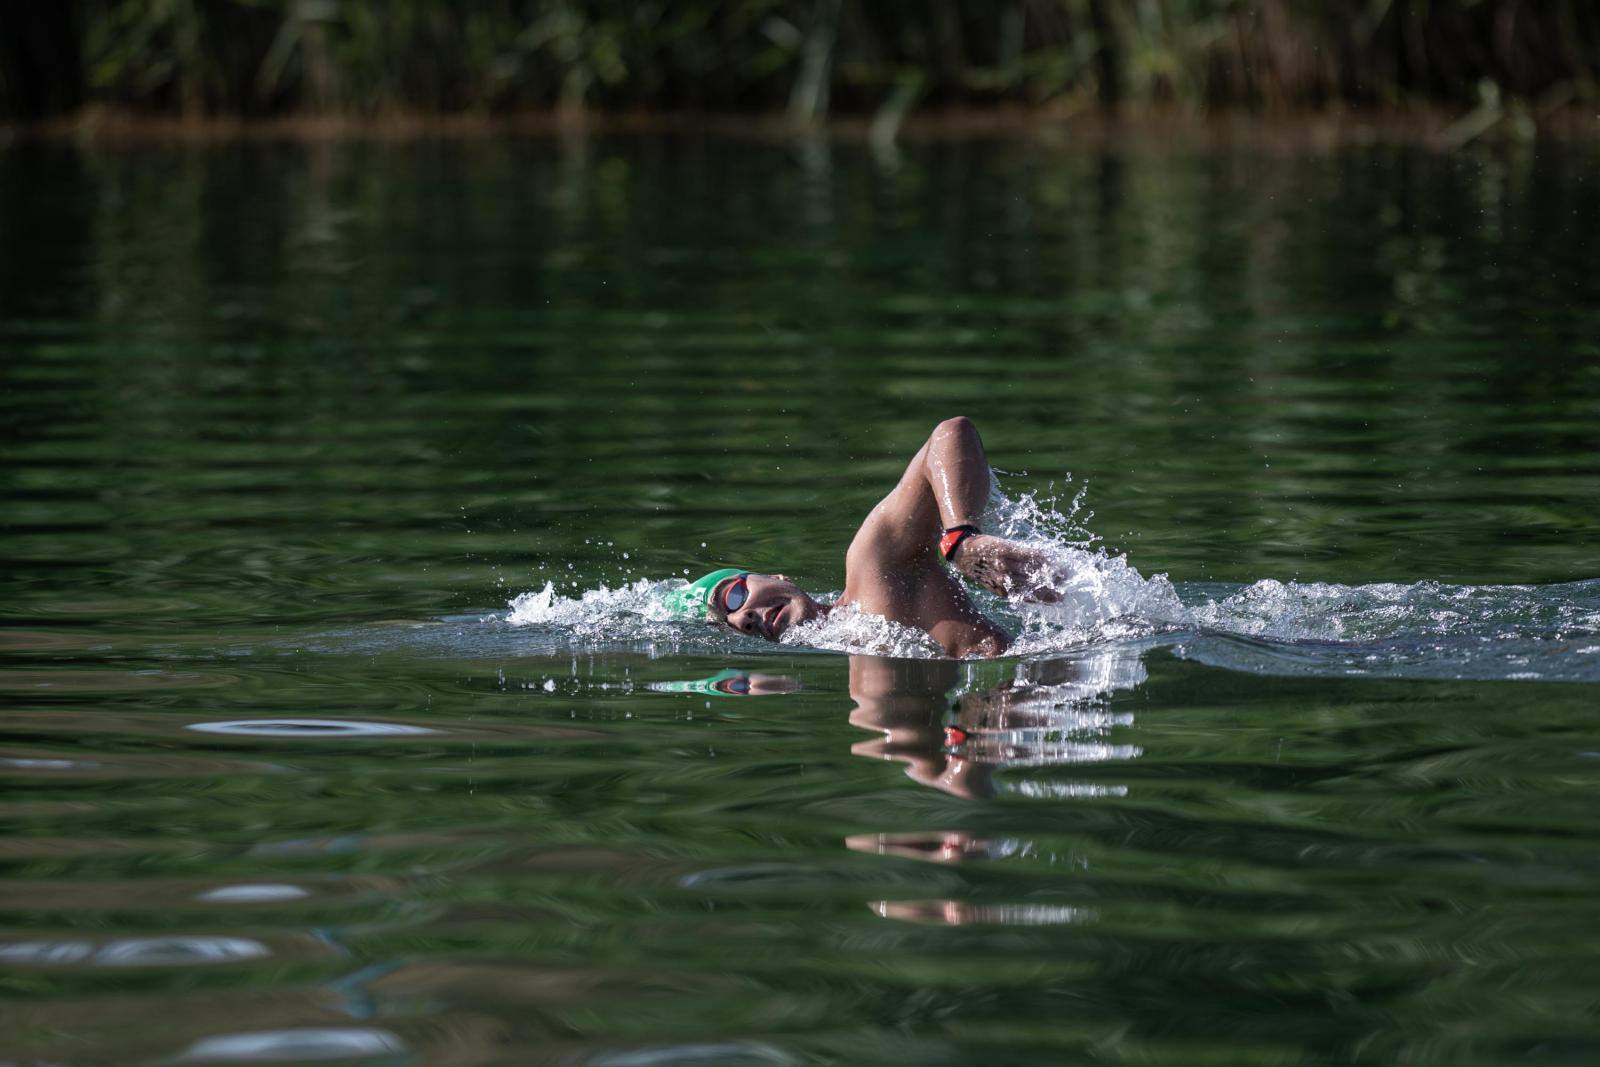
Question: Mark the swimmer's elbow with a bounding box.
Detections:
[934,415,978,438]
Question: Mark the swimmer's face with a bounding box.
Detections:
[707,572,820,642]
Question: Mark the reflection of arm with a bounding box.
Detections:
[847,655,995,799]
[848,655,960,706]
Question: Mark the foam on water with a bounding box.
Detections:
[1175,576,1600,682]
[502,577,942,658]
[500,477,1600,683]
[501,576,737,656]
[506,577,675,630]
[779,604,945,658]
[980,480,1188,650]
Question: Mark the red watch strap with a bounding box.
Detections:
[939,524,980,562]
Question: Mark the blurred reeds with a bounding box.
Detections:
[3,1,1597,130]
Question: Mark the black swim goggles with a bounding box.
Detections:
[716,573,752,615]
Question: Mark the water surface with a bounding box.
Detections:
[3,130,1600,1065]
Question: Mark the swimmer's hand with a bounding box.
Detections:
[950,535,1065,604]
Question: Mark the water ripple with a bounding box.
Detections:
[0,935,271,967]
[185,719,437,738]
[174,1028,407,1062]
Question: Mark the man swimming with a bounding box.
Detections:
[667,417,1062,658]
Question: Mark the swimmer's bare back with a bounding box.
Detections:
[840,417,1064,658]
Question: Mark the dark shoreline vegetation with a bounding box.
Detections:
[3,1,1598,143]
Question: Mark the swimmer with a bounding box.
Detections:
[666,417,1065,657]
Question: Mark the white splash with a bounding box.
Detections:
[981,480,1188,651]
[780,603,944,658]
[506,578,674,628]
[496,475,1600,681]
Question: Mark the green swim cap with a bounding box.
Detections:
[658,567,748,620]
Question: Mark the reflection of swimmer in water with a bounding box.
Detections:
[652,653,1143,801]
[847,652,1144,800]
[662,418,1064,658]
[648,669,802,697]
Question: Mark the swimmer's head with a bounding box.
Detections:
[705,571,824,643]
[658,567,748,620]
[664,568,823,642]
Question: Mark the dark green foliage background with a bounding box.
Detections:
[3,1,1599,121]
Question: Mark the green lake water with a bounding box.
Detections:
[3,130,1600,1065]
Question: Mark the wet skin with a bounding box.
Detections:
[708,418,1061,657]
[708,572,823,642]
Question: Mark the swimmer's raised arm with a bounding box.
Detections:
[847,416,992,567]
[679,417,1052,657]
[847,417,1065,604]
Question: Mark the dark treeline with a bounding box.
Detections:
[3,1,1597,124]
